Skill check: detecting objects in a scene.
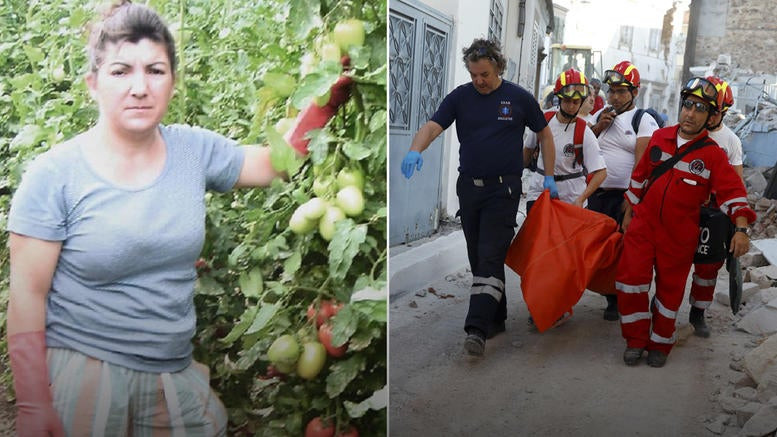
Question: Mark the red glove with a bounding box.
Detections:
[285,57,353,155]
[9,331,65,437]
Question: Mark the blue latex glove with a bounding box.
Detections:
[543,175,559,199]
[401,151,423,179]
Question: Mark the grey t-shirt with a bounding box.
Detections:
[7,124,245,372]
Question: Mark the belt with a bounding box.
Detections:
[536,168,584,182]
[467,174,520,187]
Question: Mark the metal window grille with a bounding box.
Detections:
[489,0,504,42]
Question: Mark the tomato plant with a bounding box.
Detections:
[0,0,387,435]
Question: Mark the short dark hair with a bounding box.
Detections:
[462,38,506,75]
[86,1,177,74]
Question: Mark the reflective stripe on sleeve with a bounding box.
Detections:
[615,281,650,294]
[620,311,651,324]
[625,190,641,205]
[690,296,712,309]
[692,273,717,287]
[654,297,677,320]
[472,276,505,291]
[650,330,676,344]
[470,284,502,301]
[719,197,749,215]
[675,161,710,179]
[630,178,648,189]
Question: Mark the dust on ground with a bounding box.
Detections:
[389,265,761,436]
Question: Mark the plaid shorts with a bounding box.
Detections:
[47,348,227,437]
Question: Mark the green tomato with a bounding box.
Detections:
[51,66,65,82]
[336,168,365,190]
[319,205,346,241]
[300,197,328,220]
[296,342,327,380]
[289,207,316,234]
[267,334,300,366]
[274,117,296,136]
[335,186,365,217]
[274,360,295,374]
[262,71,297,98]
[314,90,331,107]
[312,178,334,198]
[319,42,341,63]
[332,19,365,51]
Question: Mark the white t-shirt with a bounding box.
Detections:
[525,113,606,204]
[592,106,658,189]
[709,124,743,166]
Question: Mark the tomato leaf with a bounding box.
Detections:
[195,275,226,296]
[330,305,359,346]
[342,139,371,160]
[290,67,342,110]
[220,306,259,345]
[267,124,302,175]
[325,354,366,398]
[287,0,321,40]
[238,267,264,298]
[235,339,264,370]
[281,250,302,282]
[343,385,387,418]
[305,128,332,165]
[328,221,367,281]
[245,303,279,335]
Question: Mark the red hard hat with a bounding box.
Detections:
[706,76,734,112]
[605,61,640,88]
[554,68,588,98]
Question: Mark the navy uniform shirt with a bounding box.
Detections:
[431,80,547,177]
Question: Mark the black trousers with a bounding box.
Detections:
[587,188,627,225]
[457,174,521,335]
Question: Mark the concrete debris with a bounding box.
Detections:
[734,386,759,401]
[736,306,777,335]
[747,268,773,288]
[739,403,777,436]
[715,282,760,306]
[705,414,729,435]
[746,172,769,195]
[743,334,777,386]
[739,250,769,268]
[735,402,762,427]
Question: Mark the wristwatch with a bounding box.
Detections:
[734,227,750,236]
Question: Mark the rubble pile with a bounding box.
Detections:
[706,250,777,436]
[743,166,777,240]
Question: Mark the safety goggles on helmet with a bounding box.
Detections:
[556,84,588,99]
[683,77,718,103]
[603,70,634,88]
[681,98,711,113]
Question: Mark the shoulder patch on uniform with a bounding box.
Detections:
[688,159,706,175]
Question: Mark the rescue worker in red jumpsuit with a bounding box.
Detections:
[616,77,756,368]
[688,77,744,338]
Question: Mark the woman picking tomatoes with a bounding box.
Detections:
[5,1,351,436]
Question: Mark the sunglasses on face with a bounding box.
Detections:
[557,84,588,99]
[684,77,718,102]
[603,70,632,87]
[681,99,711,113]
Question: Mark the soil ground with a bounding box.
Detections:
[389,266,759,436]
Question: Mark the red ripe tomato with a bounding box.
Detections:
[305,417,335,437]
[335,425,359,437]
[318,323,347,357]
[307,300,343,327]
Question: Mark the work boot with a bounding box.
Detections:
[647,350,668,368]
[486,321,506,339]
[464,329,486,356]
[689,307,711,338]
[604,294,619,321]
[623,347,644,366]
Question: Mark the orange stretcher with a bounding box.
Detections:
[505,191,623,332]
